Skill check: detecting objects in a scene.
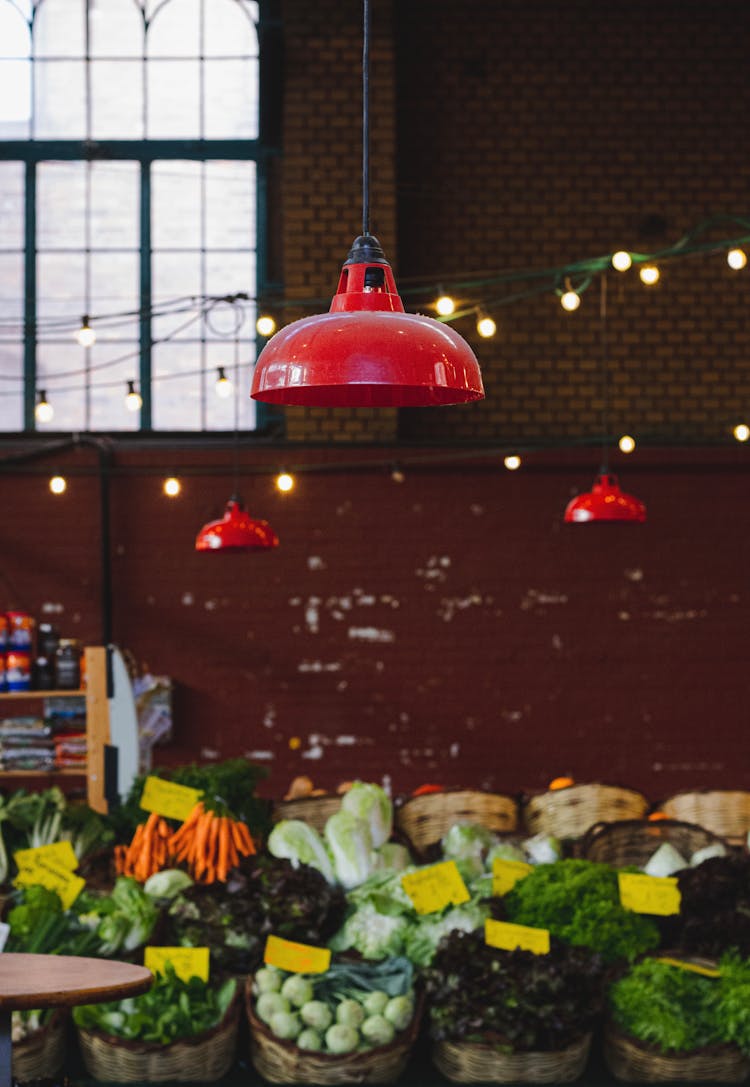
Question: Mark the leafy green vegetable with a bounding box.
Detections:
[402,901,490,966]
[676,853,750,958]
[74,876,158,954]
[324,809,376,889]
[6,884,99,957]
[340,782,393,848]
[268,819,335,883]
[329,900,410,959]
[716,952,750,1054]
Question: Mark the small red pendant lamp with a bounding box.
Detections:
[195,497,278,552]
[564,473,646,523]
[250,1,484,409]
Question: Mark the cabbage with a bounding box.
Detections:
[402,901,489,966]
[143,869,194,901]
[487,841,527,865]
[268,819,335,883]
[324,810,376,889]
[690,843,728,867]
[328,901,410,959]
[341,782,393,848]
[644,842,688,877]
[441,822,495,863]
[374,842,411,873]
[523,833,562,864]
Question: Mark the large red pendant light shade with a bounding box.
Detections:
[195,498,279,552]
[564,473,646,523]
[251,234,484,407]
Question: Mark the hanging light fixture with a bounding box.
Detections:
[35,389,54,423]
[195,497,278,551]
[250,0,483,408]
[564,276,646,524]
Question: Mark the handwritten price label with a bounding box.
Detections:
[264,935,331,974]
[144,946,210,983]
[655,957,720,978]
[618,872,681,916]
[14,843,84,910]
[140,776,203,822]
[485,919,550,955]
[492,857,533,896]
[14,840,78,872]
[401,861,470,915]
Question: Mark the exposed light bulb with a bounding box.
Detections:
[256,314,276,337]
[435,294,456,317]
[35,390,53,423]
[619,434,636,454]
[125,380,142,412]
[275,471,295,493]
[504,455,521,471]
[639,264,660,285]
[391,466,405,483]
[727,248,747,271]
[611,251,633,272]
[163,477,181,497]
[733,423,750,442]
[476,314,496,338]
[76,316,96,347]
[49,475,67,495]
[215,367,233,398]
[560,290,581,312]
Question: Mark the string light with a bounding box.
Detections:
[727,248,747,270]
[639,264,660,285]
[125,380,142,412]
[619,434,636,453]
[76,315,96,347]
[476,312,497,338]
[391,464,406,483]
[435,293,456,316]
[733,423,750,442]
[504,455,521,470]
[256,315,276,337]
[163,476,182,497]
[560,278,581,311]
[275,470,295,492]
[215,367,233,398]
[35,390,54,423]
[49,475,67,495]
[611,251,632,272]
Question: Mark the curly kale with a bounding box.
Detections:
[676,854,750,958]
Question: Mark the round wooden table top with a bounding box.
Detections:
[0,953,152,1010]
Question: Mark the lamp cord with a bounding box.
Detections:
[599,273,609,474]
[362,0,370,237]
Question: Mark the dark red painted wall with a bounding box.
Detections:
[2,444,747,802]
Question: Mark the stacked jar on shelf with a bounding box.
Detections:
[0,612,82,692]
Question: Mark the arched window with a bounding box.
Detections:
[0,0,280,432]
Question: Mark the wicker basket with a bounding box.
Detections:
[661,790,750,846]
[272,794,342,833]
[580,818,728,868]
[395,789,519,857]
[523,783,649,841]
[604,1022,750,1082]
[12,1009,67,1083]
[433,1032,592,1083]
[246,981,423,1084]
[77,983,241,1083]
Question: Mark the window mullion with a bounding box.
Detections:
[139,159,152,429]
[23,158,36,430]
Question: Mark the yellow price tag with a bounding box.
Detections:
[144,946,210,983]
[492,857,533,896]
[14,840,78,872]
[618,872,681,916]
[401,861,470,915]
[264,935,331,974]
[485,919,550,955]
[655,957,720,978]
[14,861,85,910]
[140,776,203,822]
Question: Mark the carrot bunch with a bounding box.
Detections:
[168,801,257,884]
[114,811,172,882]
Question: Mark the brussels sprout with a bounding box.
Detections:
[325,1023,359,1054]
[254,967,283,994]
[300,1000,334,1032]
[297,1027,324,1051]
[256,991,290,1024]
[383,994,413,1032]
[361,1013,396,1048]
[362,990,390,1016]
[270,1010,302,1040]
[281,974,314,1008]
[336,998,365,1028]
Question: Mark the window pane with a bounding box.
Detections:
[90,162,139,248]
[35,343,87,431]
[37,252,85,325]
[204,59,258,139]
[0,343,22,431]
[89,252,139,337]
[147,0,201,57]
[152,161,202,249]
[147,60,200,138]
[34,60,86,138]
[38,162,85,249]
[206,250,255,299]
[89,0,144,58]
[89,346,141,431]
[152,341,202,429]
[0,61,32,136]
[0,253,23,328]
[205,161,256,249]
[153,252,202,315]
[91,60,144,139]
[0,163,25,250]
[204,341,255,430]
[204,1,257,57]
[34,0,85,56]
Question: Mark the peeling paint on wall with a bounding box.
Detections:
[263,704,276,728]
[438,593,486,621]
[650,608,707,622]
[520,588,569,611]
[244,750,275,760]
[624,568,644,582]
[348,627,395,642]
[307,556,326,570]
[181,593,194,606]
[41,602,64,614]
[297,660,342,672]
[416,556,452,584]
[201,747,220,760]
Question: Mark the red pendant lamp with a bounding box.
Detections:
[250,1,484,409]
[564,473,646,523]
[195,497,278,552]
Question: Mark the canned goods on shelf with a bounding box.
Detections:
[6,649,32,691]
[0,614,8,651]
[6,611,35,650]
[55,639,82,690]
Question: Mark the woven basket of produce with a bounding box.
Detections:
[523,783,649,841]
[604,1023,750,1083]
[12,1009,67,1083]
[660,790,750,846]
[433,1032,593,1084]
[395,788,519,856]
[246,958,422,1084]
[580,818,728,869]
[76,977,241,1083]
[273,794,343,833]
